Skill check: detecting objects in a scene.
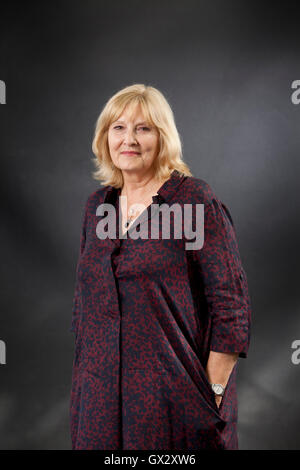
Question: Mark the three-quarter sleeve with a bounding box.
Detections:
[70,199,88,334]
[192,193,251,358]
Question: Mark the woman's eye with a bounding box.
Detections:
[113,126,150,131]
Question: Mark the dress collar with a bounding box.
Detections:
[103,169,187,204]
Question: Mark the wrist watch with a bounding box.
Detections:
[210,383,225,396]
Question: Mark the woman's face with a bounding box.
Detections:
[107,104,160,176]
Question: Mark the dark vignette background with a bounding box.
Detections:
[0,0,299,449]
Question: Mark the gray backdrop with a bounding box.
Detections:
[0,0,299,449]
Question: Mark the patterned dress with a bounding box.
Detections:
[69,169,251,450]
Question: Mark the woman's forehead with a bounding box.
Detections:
[120,102,146,119]
[113,107,151,124]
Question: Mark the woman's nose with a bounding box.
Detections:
[123,129,138,144]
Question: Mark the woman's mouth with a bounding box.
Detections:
[121,151,141,155]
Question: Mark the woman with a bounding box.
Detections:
[69,84,251,450]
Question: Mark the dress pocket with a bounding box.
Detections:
[218,364,238,423]
[209,363,238,423]
[196,361,222,416]
[123,368,226,450]
[197,360,237,423]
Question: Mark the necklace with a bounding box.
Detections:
[121,180,160,229]
[125,206,138,228]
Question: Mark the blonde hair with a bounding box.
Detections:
[91,83,193,187]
